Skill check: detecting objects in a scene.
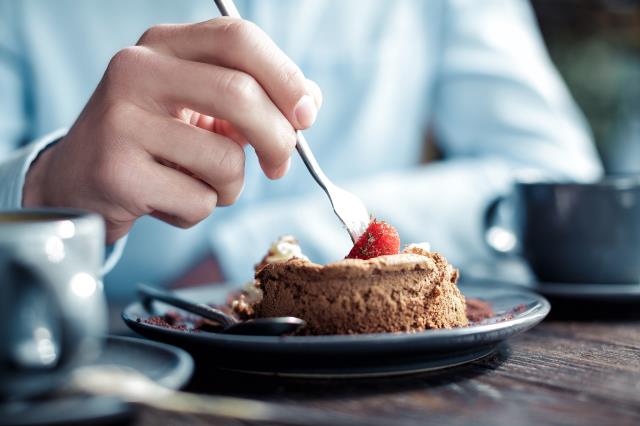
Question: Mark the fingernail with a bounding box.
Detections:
[294,95,317,129]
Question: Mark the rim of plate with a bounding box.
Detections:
[122,288,550,345]
[104,335,194,390]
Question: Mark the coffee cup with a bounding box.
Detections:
[485,177,640,284]
[0,209,107,400]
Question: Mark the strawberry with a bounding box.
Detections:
[346,219,401,260]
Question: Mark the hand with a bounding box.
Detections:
[23,18,322,243]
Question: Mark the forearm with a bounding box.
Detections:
[209,156,521,284]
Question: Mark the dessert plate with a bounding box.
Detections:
[0,336,194,426]
[122,283,548,378]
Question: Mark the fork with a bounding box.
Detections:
[213,0,370,242]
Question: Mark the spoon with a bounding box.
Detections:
[213,0,370,243]
[68,365,382,425]
[137,284,304,336]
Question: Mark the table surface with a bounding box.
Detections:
[112,299,640,426]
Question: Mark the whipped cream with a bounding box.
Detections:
[264,235,309,263]
[403,242,431,254]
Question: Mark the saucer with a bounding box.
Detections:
[0,335,193,426]
[122,283,549,378]
[533,281,640,302]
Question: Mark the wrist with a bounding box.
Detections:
[23,147,55,208]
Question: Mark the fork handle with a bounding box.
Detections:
[213,1,335,194]
[295,131,334,194]
[214,0,241,17]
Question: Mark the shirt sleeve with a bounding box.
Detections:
[0,129,66,209]
[432,0,603,181]
[0,0,59,210]
[209,0,603,284]
[0,1,125,274]
[0,0,30,182]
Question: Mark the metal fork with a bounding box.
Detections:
[213,0,370,242]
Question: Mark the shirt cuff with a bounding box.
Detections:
[0,128,68,209]
[0,128,128,274]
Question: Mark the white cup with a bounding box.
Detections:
[0,209,107,400]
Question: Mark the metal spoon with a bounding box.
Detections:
[213,0,370,243]
[138,284,304,336]
[69,365,382,425]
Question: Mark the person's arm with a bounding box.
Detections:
[0,2,127,274]
[209,0,604,284]
[209,158,519,284]
[0,0,51,211]
[3,12,322,274]
[432,0,602,180]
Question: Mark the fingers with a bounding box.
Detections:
[142,161,219,228]
[104,217,137,245]
[190,112,249,147]
[305,78,323,110]
[108,47,295,178]
[137,112,245,206]
[137,18,321,129]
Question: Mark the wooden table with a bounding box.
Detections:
[119,300,640,426]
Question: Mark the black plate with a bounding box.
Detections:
[122,283,549,378]
[0,335,193,426]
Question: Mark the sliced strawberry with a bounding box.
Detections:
[346,219,400,260]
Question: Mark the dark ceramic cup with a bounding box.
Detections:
[485,177,640,284]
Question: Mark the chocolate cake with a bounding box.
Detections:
[251,248,468,335]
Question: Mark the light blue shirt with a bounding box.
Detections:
[0,0,602,300]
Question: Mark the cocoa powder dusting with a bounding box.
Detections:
[141,309,227,332]
[465,298,495,323]
[142,314,190,331]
